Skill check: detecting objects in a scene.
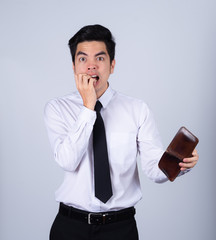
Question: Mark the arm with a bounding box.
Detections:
[137,103,168,183]
[137,104,199,182]
[44,73,98,172]
[44,101,96,172]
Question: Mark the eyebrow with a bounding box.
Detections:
[76,51,107,57]
[95,51,107,57]
[76,51,87,56]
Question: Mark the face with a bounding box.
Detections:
[73,41,115,98]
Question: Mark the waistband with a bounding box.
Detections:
[59,203,136,225]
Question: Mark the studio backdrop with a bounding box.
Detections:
[0,0,215,239]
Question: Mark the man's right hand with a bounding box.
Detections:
[75,73,97,110]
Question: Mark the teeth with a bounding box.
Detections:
[91,75,99,80]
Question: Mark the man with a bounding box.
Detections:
[44,24,199,240]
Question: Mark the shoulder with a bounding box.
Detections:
[45,91,81,108]
[112,90,149,111]
[110,90,152,127]
[44,91,81,115]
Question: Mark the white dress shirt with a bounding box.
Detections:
[44,86,169,212]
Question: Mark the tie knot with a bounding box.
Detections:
[94,101,103,112]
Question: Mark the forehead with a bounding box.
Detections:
[76,41,108,55]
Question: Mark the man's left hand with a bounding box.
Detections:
[179,149,199,171]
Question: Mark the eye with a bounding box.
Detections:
[97,56,104,61]
[79,57,86,62]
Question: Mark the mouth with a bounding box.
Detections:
[91,75,99,81]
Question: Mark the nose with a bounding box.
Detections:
[88,65,96,71]
[87,59,97,72]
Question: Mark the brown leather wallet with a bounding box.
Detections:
[158,127,199,181]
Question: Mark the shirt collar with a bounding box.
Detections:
[98,84,115,109]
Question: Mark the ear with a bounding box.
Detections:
[72,62,75,72]
[110,59,116,74]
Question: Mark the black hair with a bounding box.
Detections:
[68,24,116,63]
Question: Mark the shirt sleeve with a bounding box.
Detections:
[44,100,96,172]
[137,103,168,183]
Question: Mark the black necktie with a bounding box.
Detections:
[93,101,113,203]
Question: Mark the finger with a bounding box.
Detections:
[183,156,198,165]
[183,157,197,163]
[179,159,198,170]
[88,77,97,87]
[76,74,89,89]
[183,149,199,162]
[192,149,198,157]
[179,162,195,169]
[82,74,90,85]
[179,148,199,171]
[75,73,84,87]
[74,74,79,88]
[183,156,198,164]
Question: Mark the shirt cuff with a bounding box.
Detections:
[178,168,192,177]
[77,106,96,126]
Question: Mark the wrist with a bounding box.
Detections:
[83,101,96,111]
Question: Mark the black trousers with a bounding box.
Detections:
[50,207,139,240]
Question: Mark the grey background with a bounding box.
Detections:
[0,0,215,239]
